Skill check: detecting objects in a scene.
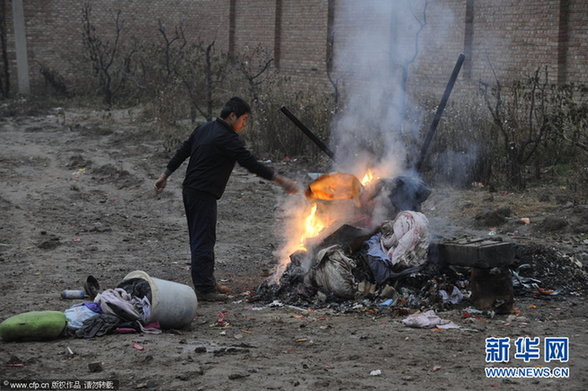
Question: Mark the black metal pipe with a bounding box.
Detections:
[415,53,465,172]
[280,106,335,160]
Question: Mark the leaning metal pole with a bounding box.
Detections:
[280,106,335,160]
[415,53,465,172]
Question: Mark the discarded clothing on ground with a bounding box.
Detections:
[117,278,152,303]
[64,303,101,330]
[401,310,460,329]
[304,245,358,299]
[69,281,155,338]
[115,321,161,335]
[380,211,430,268]
[75,314,121,338]
[81,302,102,314]
[364,211,430,284]
[95,288,149,322]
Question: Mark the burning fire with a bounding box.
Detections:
[296,203,325,251]
[273,170,380,283]
[360,169,376,186]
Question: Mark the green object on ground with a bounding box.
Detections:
[0,310,67,341]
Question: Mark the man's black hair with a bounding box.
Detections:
[220,97,251,119]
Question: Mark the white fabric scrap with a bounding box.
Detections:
[380,211,430,268]
[438,286,464,305]
[402,310,460,329]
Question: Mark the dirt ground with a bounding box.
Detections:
[0,107,587,391]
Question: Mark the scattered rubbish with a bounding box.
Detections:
[379,284,397,299]
[215,313,230,328]
[244,306,266,311]
[64,304,100,329]
[438,286,464,305]
[378,299,395,307]
[511,265,542,290]
[75,314,121,338]
[72,237,81,242]
[432,365,442,371]
[61,290,86,299]
[84,275,100,300]
[534,288,559,296]
[519,217,531,224]
[402,310,460,329]
[370,369,382,376]
[506,315,528,323]
[132,343,145,351]
[286,305,309,312]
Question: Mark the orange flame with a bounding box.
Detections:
[296,203,325,251]
[360,169,375,186]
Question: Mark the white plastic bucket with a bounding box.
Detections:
[122,270,198,329]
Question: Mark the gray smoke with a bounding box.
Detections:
[330,0,454,178]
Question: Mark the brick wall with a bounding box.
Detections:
[3,0,231,90]
[567,0,588,84]
[234,0,276,53]
[1,0,586,96]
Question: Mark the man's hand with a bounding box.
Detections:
[154,173,168,193]
[273,174,299,194]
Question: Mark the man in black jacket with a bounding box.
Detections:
[154,97,298,301]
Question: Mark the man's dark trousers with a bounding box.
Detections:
[182,188,217,293]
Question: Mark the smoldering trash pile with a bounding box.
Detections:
[0,271,198,342]
[254,173,588,314]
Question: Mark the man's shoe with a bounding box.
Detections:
[195,290,228,302]
[215,284,230,294]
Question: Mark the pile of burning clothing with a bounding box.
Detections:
[257,172,588,311]
[257,173,450,307]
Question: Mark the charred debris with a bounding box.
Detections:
[253,174,587,314]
